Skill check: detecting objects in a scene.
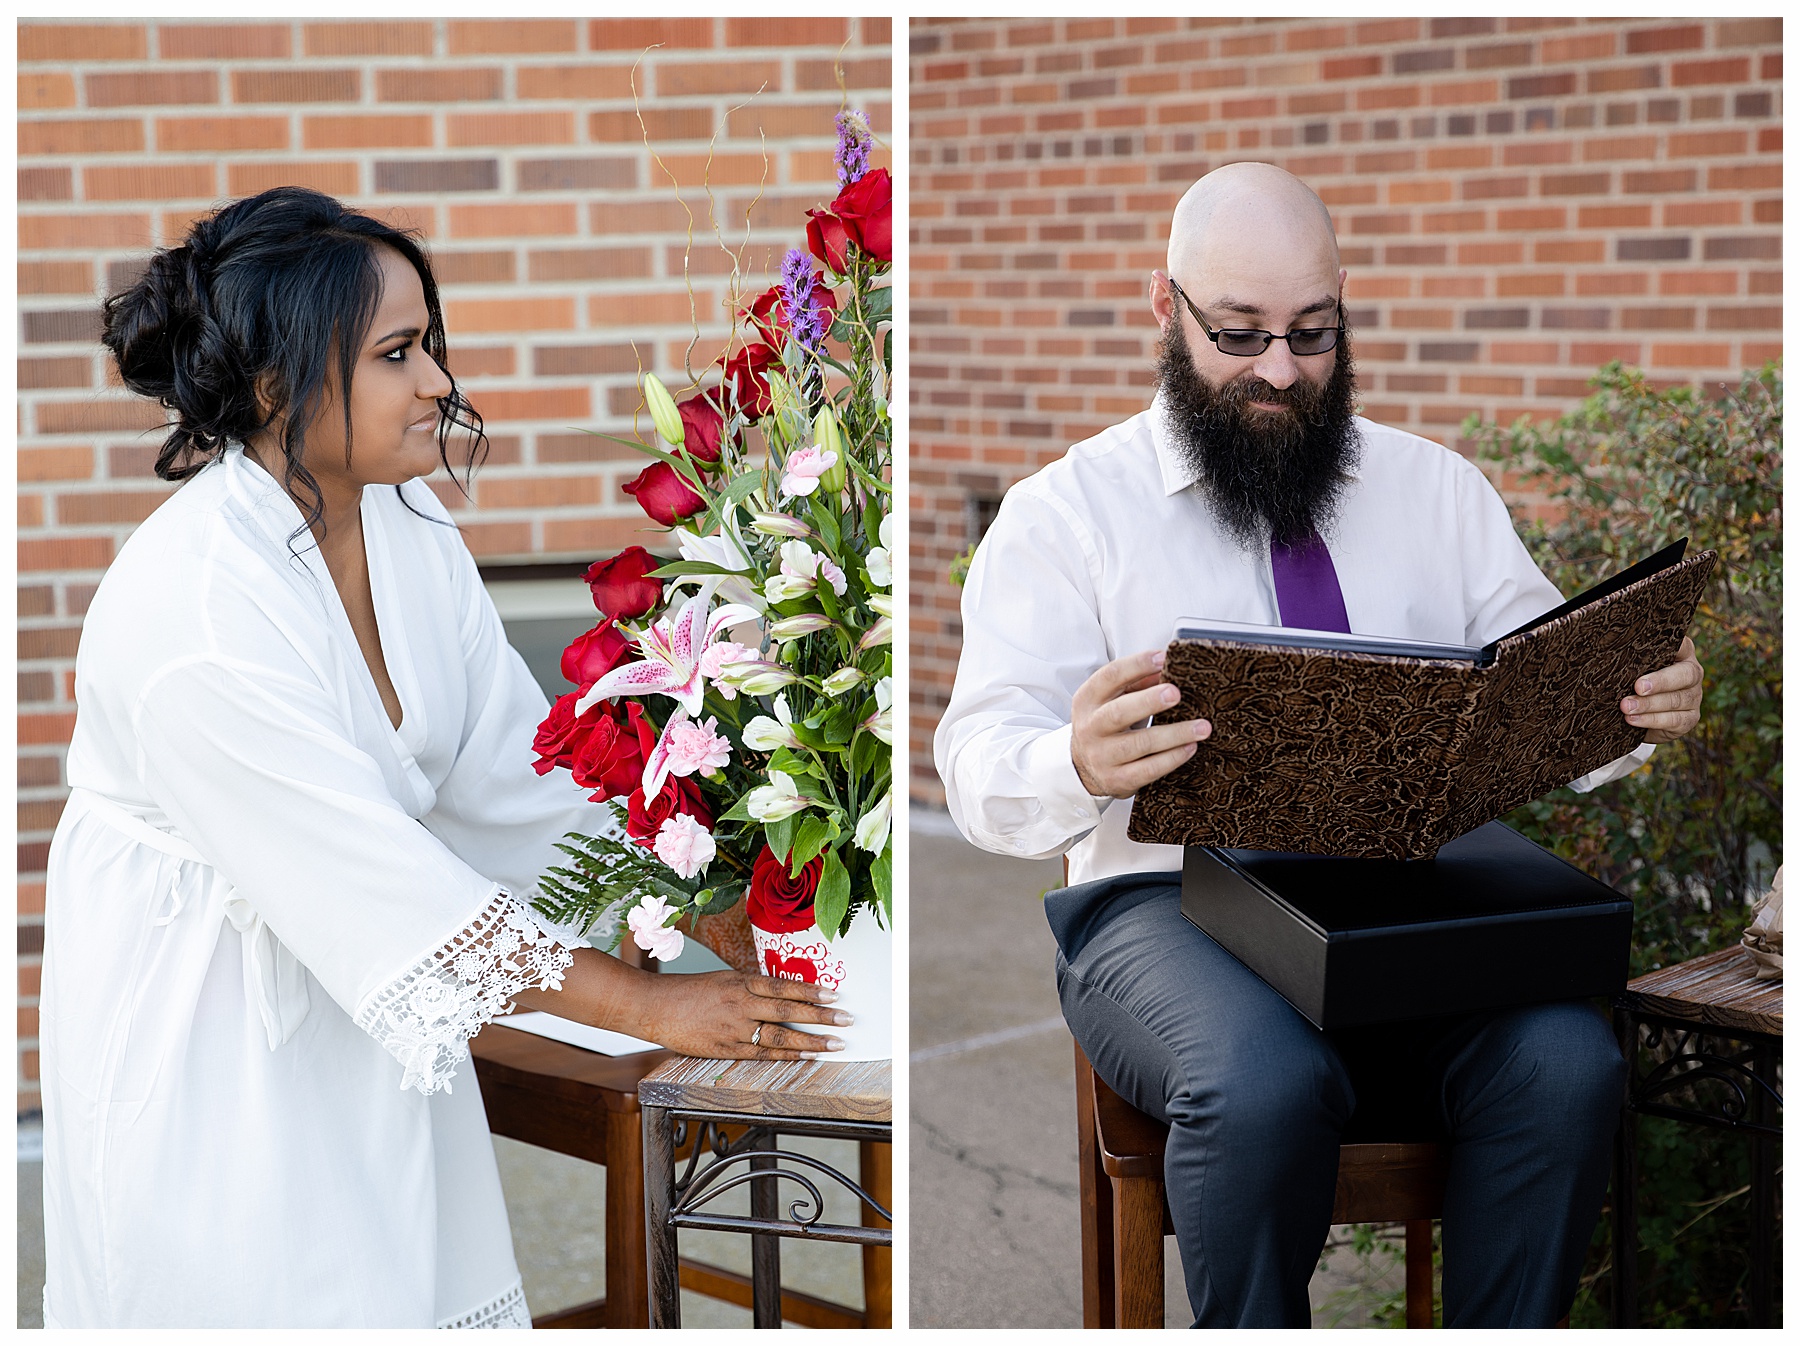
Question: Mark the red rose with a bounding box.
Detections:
[569,700,656,802]
[583,547,662,620]
[746,844,822,934]
[560,617,633,689]
[719,343,780,421]
[745,281,840,351]
[626,775,715,847]
[531,691,606,776]
[805,208,852,274]
[621,460,704,527]
[830,167,892,263]
[676,394,727,468]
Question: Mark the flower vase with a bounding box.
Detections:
[749,907,892,1061]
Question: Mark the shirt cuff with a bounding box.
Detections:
[1567,741,1656,794]
[1022,721,1112,834]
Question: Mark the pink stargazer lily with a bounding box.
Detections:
[574,593,760,717]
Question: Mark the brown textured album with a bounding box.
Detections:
[1127,547,1717,859]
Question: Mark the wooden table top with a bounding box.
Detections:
[639,1056,892,1124]
[1621,945,1782,1038]
[469,1022,676,1109]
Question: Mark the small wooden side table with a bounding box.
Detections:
[641,1057,894,1328]
[1611,945,1782,1327]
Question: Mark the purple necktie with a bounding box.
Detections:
[1270,529,1352,633]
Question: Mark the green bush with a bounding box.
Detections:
[1466,361,1783,1326]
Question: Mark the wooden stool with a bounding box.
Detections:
[1075,1041,1451,1328]
[642,1057,893,1328]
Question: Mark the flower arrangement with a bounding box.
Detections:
[530,111,892,968]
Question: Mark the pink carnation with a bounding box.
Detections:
[779,443,838,499]
[627,893,686,961]
[642,710,734,799]
[653,813,717,880]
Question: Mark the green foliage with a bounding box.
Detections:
[1465,362,1782,1327]
[949,542,977,588]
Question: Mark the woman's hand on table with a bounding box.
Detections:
[641,968,852,1060]
[513,944,853,1060]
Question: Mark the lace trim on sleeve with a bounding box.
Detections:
[355,888,577,1096]
[439,1278,531,1329]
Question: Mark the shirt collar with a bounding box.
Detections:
[1147,391,1367,498]
[1148,392,1197,497]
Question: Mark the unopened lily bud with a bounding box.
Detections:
[867,593,893,617]
[768,613,836,640]
[762,574,816,605]
[751,511,812,539]
[719,659,797,695]
[857,616,893,652]
[814,406,849,494]
[643,373,685,447]
[821,666,865,696]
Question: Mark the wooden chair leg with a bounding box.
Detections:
[1074,1043,1116,1327]
[1404,1219,1433,1328]
[858,1139,892,1328]
[1111,1171,1166,1329]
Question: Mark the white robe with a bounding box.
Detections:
[41,448,608,1327]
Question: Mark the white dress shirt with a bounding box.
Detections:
[935,397,1651,885]
[42,448,605,1327]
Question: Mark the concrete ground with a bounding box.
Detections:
[908,812,1407,1328]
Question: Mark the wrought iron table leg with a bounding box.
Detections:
[643,1103,682,1328]
[749,1128,783,1328]
[1611,1007,1640,1329]
[1749,1039,1776,1328]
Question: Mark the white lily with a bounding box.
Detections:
[743,694,801,751]
[853,789,892,854]
[863,676,893,744]
[675,523,762,612]
[575,591,760,717]
[864,514,894,588]
[745,769,814,822]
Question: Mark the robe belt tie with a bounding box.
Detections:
[67,788,311,1050]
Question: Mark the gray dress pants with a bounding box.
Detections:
[1050,872,1625,1328]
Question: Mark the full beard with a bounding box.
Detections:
[1155,318,1361,550]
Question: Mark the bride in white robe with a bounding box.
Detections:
[40,187,849,1329]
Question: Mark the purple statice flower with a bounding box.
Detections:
[779,247,829,354]
[834,109,872,187]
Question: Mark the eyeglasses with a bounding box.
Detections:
[1167,276,1344,358]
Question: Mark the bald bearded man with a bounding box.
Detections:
[935,164,1703,1328]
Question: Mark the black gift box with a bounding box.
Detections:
[1179,821,1633,1030]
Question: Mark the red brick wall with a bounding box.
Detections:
[17,17,891,1114]
[908,15,1781,805]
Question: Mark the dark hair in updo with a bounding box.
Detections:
[101,186,486,537]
